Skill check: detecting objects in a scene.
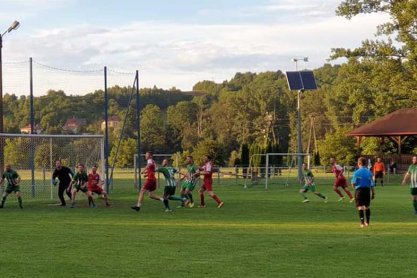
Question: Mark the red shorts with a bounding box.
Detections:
[89,186,104,195]
[202,182,213,192]
[334,176,348,188]
[143,179,157,192]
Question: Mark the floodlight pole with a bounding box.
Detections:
[0,21,21,175]
[297,89,304,181]
[292,57,308,181]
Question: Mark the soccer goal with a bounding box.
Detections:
[0,133,105,200]
[244,152,310,190]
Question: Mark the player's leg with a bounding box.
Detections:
[185,185,194,207]
[148,190,168,210]
[300,186,309,202]
[204,183,224,208]
[131,188,146,211]
[58,183,67,206]
[333,184,344,200]
[342,185,354,201]
[357,206,365,227]
[364,205,371,226]
[86,191,96,208]
[15,190,23,209]
[101,191,110,206]
[65,183,72,200]
[411,188,417,214]
[311,185,326,201]
[163,187,172,211]
[0,191,10,208]
[177,188,187,208]
[199,186,206,208]
[71,188,78,208]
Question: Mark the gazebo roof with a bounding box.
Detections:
[348,108,417,137]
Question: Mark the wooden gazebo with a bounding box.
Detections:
[348,108,417,154]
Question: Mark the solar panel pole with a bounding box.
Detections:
[297,89,303,182]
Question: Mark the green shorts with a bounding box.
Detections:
[75,185,88,193]
[5,185,20,194]
[302,184,316,193]
[164,186,176,196]
[410,188,417,195]
[181,181,195,191]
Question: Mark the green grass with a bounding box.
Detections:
[1,177,416,277]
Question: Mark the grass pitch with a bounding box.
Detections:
[0,176,416,277]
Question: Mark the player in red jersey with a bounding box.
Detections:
[131,151,168,212]
[198,155,224,208]
[330,158,354,202]
[87,165,110,207]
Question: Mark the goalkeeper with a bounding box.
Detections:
[52,160,74,206]
[299,163,327,203]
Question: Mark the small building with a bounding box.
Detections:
[101,116,121,131]
[20,124,42,134]
[62,117,87,134]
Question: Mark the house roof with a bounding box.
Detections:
[348,108,417,137]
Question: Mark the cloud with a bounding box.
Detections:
[2,4,389,95]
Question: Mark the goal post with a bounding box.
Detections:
[0,133,105,200]
[265,153,310,189]
[245,152,310,190]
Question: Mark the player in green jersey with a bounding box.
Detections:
[70,164,95,208]
[157,159,189,212]
[0,164,23,209]
[402,156,417,214]
[299,163,327,203]
[178,156,199,208]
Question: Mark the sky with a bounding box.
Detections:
[0,0,389,95]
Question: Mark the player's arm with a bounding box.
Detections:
[351,173,357,189]
[15,174,21,185]
[402,171,410,185]
[0,175,5,186]
[51,169,58,185]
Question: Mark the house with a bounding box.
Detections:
[101,116,121,131]
[20,124,42,134]
[62,117,87,134]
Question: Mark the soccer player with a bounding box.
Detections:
[0,164,22,209]
[198,155,224,208]
[70,163,95,208]
[178,156,199,208]
[157,159,188,212]
[402,156,417,214]
[330,158,354,202]
[131,151,168,212]
[351,157,375,228]
[52,160,74,206]
[373,157,386,187]
[300,163,327,203]
[88,165,110,207]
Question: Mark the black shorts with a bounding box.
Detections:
[164,186,176,197]
[374,171,384,179]
[355,188,371,207]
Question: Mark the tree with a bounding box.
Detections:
[140,104,166,153]
[191,138,226,166]
[109,138,137,168]
[318,127,357,166]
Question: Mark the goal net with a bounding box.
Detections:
[244,152,310,189]
[0,133,105,200]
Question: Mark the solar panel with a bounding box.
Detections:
[286,71,317,91]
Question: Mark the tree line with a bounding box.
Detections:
[4,0,417,167]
